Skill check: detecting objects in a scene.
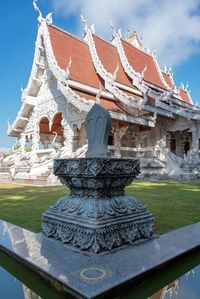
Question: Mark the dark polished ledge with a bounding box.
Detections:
[0,219,200,299]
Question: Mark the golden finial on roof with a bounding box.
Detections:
[127,30,143,50]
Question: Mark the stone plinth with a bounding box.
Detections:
[42,157,154,253]
[1,220,200,299]
[42,104,154,253]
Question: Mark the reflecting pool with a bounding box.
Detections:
[1,257,200,299]
[0,253,64,299]
[0,265,40,299]
[150,265,200,299]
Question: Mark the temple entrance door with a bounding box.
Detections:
[184,141,190,155]
[170,138,176,154]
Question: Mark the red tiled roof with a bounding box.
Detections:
[100,99,127,114]
[48,25,193,106]
[121,39,166,89]
[72,88,128,114]
[162,72,174,89]
[179,89,192,104]
[92,35,133,89]
[48,25,103,89]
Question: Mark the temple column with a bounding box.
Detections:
[32,125,40,151]
[191,123,199,157]
[41,138,49,149]
[135,135,141,157]
[113,124,121,157]
[62,118,74,153]
[175,131,183,157]
[72,125,80,152]
[19,133,26,155]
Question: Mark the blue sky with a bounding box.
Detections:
[0,0,200,149]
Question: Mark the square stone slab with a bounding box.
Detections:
[1,220,200,298]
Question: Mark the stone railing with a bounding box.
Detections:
[108,145,163,158]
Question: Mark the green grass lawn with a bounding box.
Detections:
[0,181,199,234]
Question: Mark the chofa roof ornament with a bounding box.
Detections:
[65,56,72,80]
[33,0,43,24]
[33,0,53,25]
[81,14,88,36]
[109,20,122,38]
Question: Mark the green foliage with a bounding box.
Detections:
[0,181,199,234]
[13,145,20,150]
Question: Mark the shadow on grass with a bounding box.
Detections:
[0,185,67,233]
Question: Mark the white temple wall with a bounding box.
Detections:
[21,76,87,154]
[78,123,87,149]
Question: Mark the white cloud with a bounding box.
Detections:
[50,0,200,67]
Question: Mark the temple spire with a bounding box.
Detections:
[127,30,143,50]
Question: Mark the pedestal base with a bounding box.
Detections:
[42,194,154,253]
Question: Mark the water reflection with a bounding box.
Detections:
[2,222,49,269]
[22,286,42,299]
[1,220,200,299]
[149,280,179,299]
[149,267,200,299]
[0,266,41,299]
[1,262,200,299]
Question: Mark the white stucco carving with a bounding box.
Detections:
[4,13,200,184]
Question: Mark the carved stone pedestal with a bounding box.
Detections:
[42,104,154,253]
[42,158,154,253]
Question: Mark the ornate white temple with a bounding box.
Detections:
[2,3,200,184]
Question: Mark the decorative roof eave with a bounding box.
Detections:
[144,104,175,119]
[53,78,154,127]
[111,25,171,94]
[40,22,94,113]
[178,86,193,105]
[20,23,45,101]
[110,24,148,94]
[18,2,53,102]
[82,20,146,110]
[185,91,193,105]
[151,53,171,91]
[41,21,154,126]
[7,100,34,136]
[162,69,194,106]
[162,68,176,89]
[44,22,155,125]
[57,79,155,126]
[171,93,198,111]
[8,16,51,136]
[110,110,155,127]
[147,82,200,117]
[156,98,200,120]
[110,29,183,110]
[146,86,200,119]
